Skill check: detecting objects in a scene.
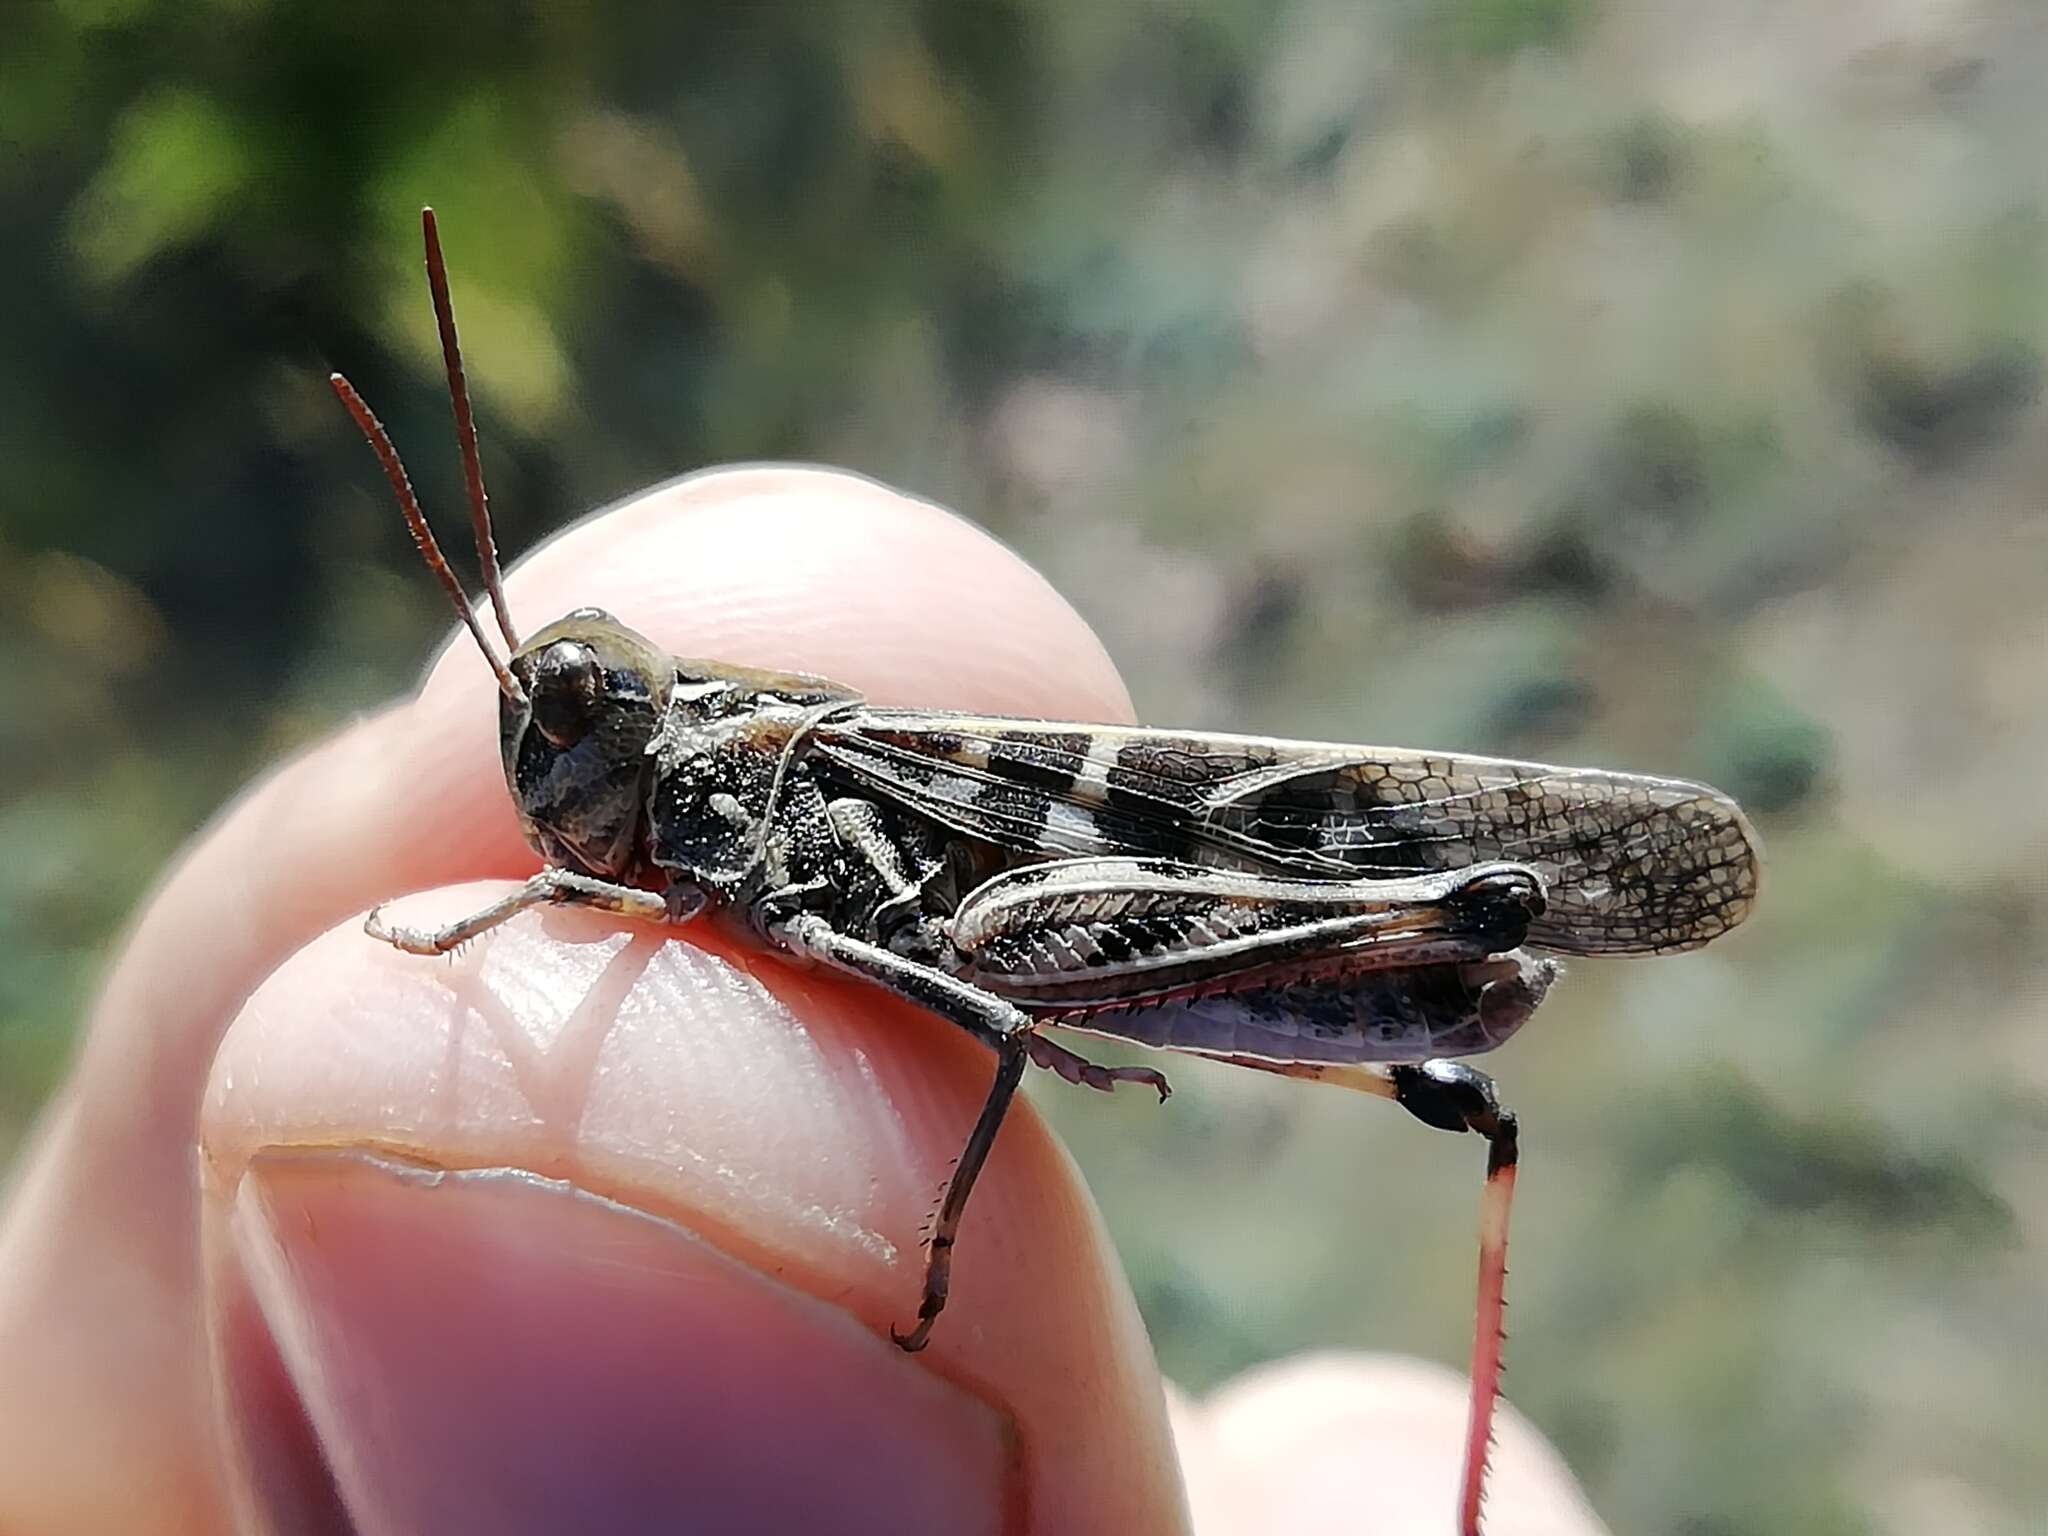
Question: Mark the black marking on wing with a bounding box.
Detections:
[991,728,1088,792]
[810,714,1761,956]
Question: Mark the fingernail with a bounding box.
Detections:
[215,1148,1016,1536]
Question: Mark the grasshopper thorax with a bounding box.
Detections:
[501,608,673,879]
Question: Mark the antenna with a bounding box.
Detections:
[329,370,528,707]
[329,211,528,708]
[421,207,518,653]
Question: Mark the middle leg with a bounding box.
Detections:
[771,910,1039,1351]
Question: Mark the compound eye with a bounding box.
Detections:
[529,640,604,748]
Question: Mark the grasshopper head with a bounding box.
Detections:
[500,608,672,878]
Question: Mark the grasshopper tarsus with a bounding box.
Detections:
[362,906,445,957]
[890,1316,936,1354]
[1028,1034,1173,1101]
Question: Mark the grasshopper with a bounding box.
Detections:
[333,210,1761,1535]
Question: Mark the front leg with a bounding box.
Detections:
[366,868,686,955]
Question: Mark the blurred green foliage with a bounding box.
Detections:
[5,2,2047,1531]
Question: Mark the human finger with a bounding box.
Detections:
[1172,1354,1609,1535]
[0,467,1155,1532]
[205,887,1185,1534]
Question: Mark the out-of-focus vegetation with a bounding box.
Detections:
[4,3,2045,1531]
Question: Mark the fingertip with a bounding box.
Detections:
[216,1149,1018,1536]
[1164,1379,1244,1534]
[14,464,1148,1534]
[203,890,1187,1535]
[1193,1353,1611,1536]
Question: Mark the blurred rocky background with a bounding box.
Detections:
[3,3,2045,1531]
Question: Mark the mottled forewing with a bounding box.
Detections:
[809,713,1760,956]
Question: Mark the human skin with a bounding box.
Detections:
[0,466,1608,1534]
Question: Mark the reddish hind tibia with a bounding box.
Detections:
[1459,1123,1519,1536]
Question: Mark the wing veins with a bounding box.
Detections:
[819,716,1758,954]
